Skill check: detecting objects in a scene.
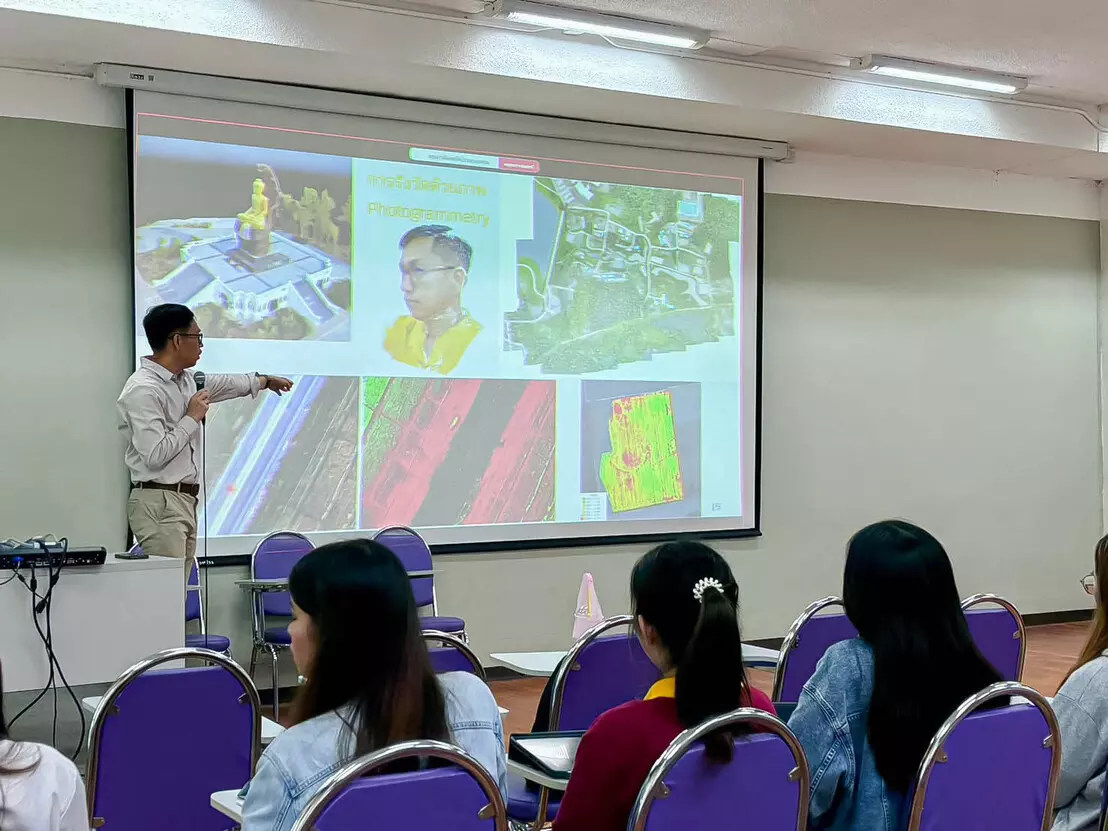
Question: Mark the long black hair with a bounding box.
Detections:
[844,520,1002,792]
[287,539,450,758]
[631,540,749,762]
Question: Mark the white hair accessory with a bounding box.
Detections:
[692,576,725,603]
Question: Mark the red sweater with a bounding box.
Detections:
[552,686,776,831]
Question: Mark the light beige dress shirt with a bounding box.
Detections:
[117,357,260,485]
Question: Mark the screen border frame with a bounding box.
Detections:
[125,94,765,560]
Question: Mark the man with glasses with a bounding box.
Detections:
[117,303,293,581]
[384,224,481,375]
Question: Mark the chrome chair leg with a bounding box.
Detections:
[269,645,280,721]
[248,644,260,679]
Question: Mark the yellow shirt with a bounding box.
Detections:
[643,677,676,700]
[383,313,481,375]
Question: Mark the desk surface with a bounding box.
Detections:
[211,789,244,823]
[490,643,780,677]
[237,570,433,591]
[507,758,570,791]
[81,696,284,744]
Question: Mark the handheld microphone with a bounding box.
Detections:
[194,371,206,424]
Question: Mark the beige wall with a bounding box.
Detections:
[0,118,1100,671]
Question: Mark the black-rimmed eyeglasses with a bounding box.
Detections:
[1081,572,1096,595]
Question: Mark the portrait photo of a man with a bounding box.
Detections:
[384,224,482,375]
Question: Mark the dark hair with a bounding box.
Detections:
[630,540,749,763]
[287,539,450,758]
[399,224,473,272]
[142,303,196,351]
[843,520,1003,792]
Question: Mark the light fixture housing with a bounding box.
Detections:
[494,0,709,50]
[854,55,1028,95]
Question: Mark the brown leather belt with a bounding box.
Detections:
[132,481,200,497]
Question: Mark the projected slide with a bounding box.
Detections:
[133,92,759,548]
[506,180,738,375]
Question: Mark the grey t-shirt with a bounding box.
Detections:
[1052,652,1108,831]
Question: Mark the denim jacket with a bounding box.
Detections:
[241,671,508,831]
[787,639,905,831]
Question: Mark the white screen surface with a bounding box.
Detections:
[131,91,760,552]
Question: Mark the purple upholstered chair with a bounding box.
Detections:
[907,682,1061,831]
[961,593,1026,681]
[288,739,508,831]
[1099,755,1108,830]
[186,560,231,654]
[248,530,314,719]
[628,709,810,831]
[772,596,858,703]
[85,647,262,831]
[424,630,486,678]
[509,615,663,830]
[374,525,467,639]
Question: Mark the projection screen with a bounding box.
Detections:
[130,90,761,552]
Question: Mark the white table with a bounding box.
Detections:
[0,556,184,692]
[81,696,285,745]
[507,758,569,792]
[211,789,244,824]
[489,643,780,677]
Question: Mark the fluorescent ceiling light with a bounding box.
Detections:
[495,0,708,49]
[856,55,1027,94]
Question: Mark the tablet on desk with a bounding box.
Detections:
[509,731,585,780]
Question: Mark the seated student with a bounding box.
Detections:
[1051,534,1108,831]
[553,540,775,831]
[242,539,507,831]
[788,520,1003,831]
[0,661,90,831]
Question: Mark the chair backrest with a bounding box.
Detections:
[289,739,508,831]
[547,616,663,731]
[186,559,202,624]
[423,631,486,680]
[629,708,810,831]
[772,597,858,702]
[251,531,314,617]
[86,648,262,831]
[374,525,435,609]
[907,682,1061,831]
[1099,754,1108,831]
[961,593,1026,681]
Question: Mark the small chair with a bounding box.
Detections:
[186,559,231,654]
[86,647,262,831]
[289,739,508,831]
[1098,754,1108,830]
[906,681,1061,831]
[424,630,486,679]
[374,525,467,639]
[771,596,858,703]
[961,593,1026,681]
[248,531,314,719]
[628,709,810,831]
[509,615,663,830]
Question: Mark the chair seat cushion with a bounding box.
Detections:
[421,616,466,634]
[264,627,292,645]
[186,633,231,653]
[506,772,562,822]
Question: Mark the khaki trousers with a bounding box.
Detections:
[127,487,198,586]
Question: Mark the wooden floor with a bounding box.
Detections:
[488,621,1091,739]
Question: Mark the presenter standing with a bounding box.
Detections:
[117,303,293,582]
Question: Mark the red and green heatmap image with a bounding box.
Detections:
[599,391,685,513]
[358,377,555,529]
